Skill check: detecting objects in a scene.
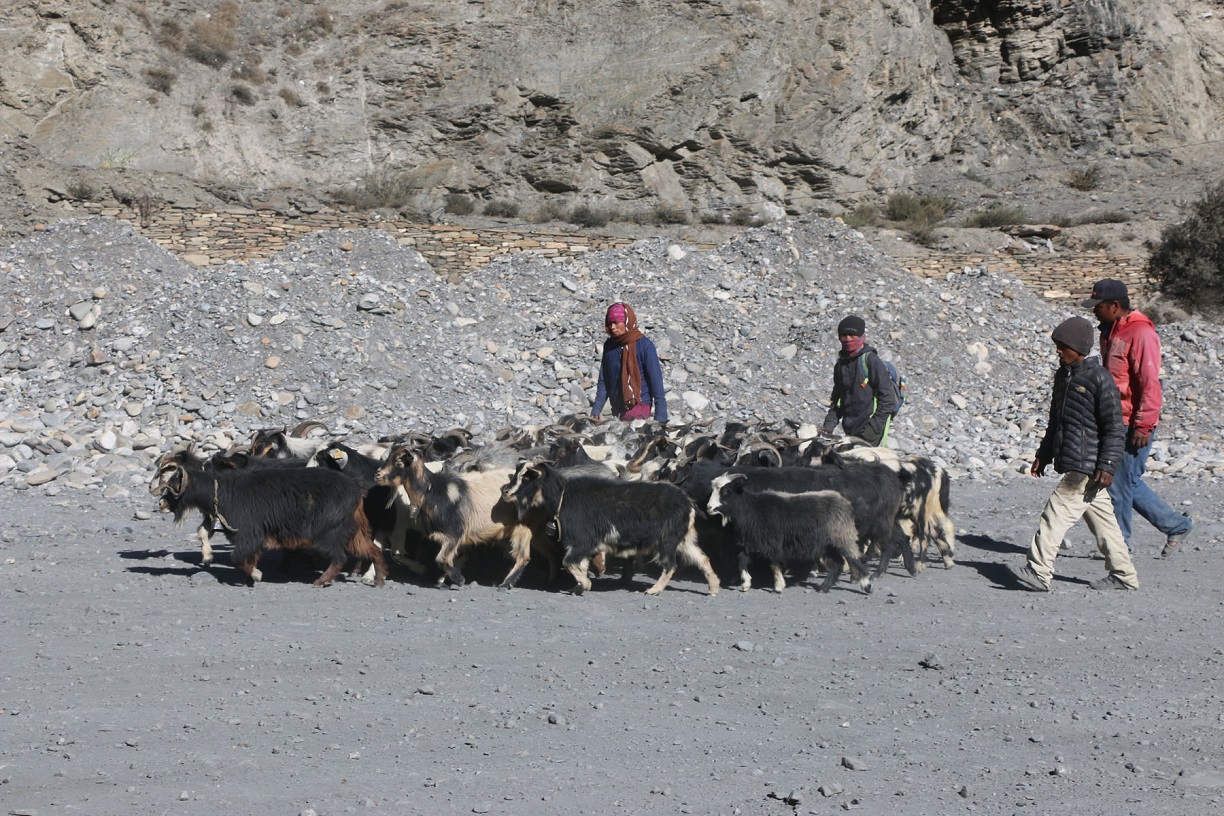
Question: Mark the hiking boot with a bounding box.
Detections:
[1011,565,1050,592]
[1162,517,1193,557]
[1089,574,1136,591]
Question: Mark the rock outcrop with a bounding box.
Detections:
[1,0,1223,235]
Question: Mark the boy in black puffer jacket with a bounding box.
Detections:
[1012,316,1139,592]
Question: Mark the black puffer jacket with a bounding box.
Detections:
[1036,356,1125,476]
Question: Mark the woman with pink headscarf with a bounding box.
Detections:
[591,301,668,423]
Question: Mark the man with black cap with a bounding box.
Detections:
[1082,279,1193,557]
[820,314,900,446]
[1011,316,1139,592]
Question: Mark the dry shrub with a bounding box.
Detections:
[530,201,567,223]
[655,205,690,225]
[904,221,940,247]
[143,66,176,95]
[1049,210,1131,228]
[278,87,303,107]
[843,204,881,229]
[569,204,611,228]
[231,60,267,86]
[444,194,476,215]
[296,7,335,41]
[483,200,520,218]
[1066,164,1103,192]
[962,204,1027,228]
[884,192,953,224]
[229,84,256,106]
[1149,179,1224,316]
[156,18,183,52]
[186,1,239,68]
[337,168,421,211]
[67,182,96,201]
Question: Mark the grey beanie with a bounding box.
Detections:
[1051,316,1095,356]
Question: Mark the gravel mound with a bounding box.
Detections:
[2,216,1221,499]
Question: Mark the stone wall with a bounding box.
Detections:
[903,251,1156,303]
[76,202,1153,302]
[80,202,639,277]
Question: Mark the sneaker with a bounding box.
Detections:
[1162,518,1193,557]
[1011,565,1050,592]
[1089,574,1136,591]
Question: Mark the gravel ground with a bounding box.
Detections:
[2,216,1223,815]
[2,478,1222,816]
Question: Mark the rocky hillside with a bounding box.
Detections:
[2,0,1224,237]
[2,215,1221,497]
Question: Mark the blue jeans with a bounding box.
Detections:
[1107,427,1192,548]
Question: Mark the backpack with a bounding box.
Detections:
[859,352,906,414]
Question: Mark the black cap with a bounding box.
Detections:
[1080,278,1129,308]
[837,315,866,337]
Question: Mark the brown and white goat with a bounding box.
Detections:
[374,445,554,589]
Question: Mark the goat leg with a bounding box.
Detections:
[565,557,593,595]
[314,559,346,587]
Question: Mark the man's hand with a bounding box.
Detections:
[1131,428,1152,449]
[1092,469,1114,489]
[1030,456,1048,477]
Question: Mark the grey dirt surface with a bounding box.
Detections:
[2,478,1222,816]
[2,216,1224,815]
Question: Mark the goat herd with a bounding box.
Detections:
[149,417,956,597]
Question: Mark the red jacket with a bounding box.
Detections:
[1100,310,1163,434]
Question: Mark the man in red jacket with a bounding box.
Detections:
[1082,279,1194,557]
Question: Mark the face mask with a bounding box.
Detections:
[840,335,865,355]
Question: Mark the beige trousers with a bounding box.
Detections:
[1027,471,1139,589]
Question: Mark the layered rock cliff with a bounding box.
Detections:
[1,0,1222,234]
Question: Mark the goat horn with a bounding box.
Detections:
[290,420,328,438]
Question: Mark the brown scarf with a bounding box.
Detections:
[610,303,646,410]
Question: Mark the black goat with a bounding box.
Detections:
[706,473,870,593]
[501,461,720,596]
[315,441,427,581]
[151,448,386,587]
[672,460,915,581]
[151,447,306,567]
[818,445,956,570]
